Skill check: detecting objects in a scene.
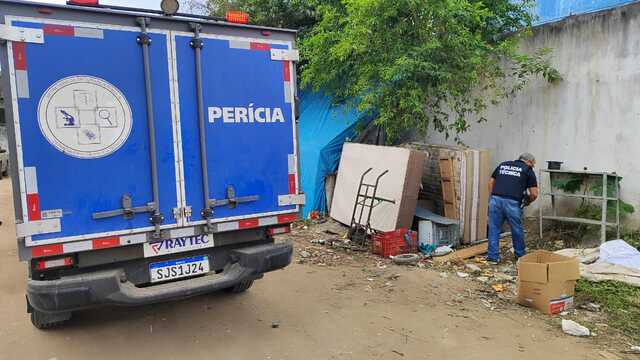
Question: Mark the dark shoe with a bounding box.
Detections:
[486,258,500,265]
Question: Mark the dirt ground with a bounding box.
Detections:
[0,179,628,360]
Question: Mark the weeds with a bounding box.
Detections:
[575,280,640,342]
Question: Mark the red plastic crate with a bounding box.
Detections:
[371,228,417,257]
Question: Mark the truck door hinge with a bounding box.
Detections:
[172,207,182,220]
[270,49,299,62]
[184,206,193,218]
[0,25,44,43]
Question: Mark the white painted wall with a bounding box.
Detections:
[426,4,640,224]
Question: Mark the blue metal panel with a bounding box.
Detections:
[536,0,638,23]
[14,21,178,243]
[175,36,295,221]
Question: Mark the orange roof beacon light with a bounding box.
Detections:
[226,11,249,24]
[66,0,99,5]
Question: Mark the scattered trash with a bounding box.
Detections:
[271,321,280,329]
[433,245,453,257]
[300,250,311,258]
[628,346,640,354]
[493,273,514,282]
[491,284,505,293]
[465,263,482,273]
[561,319,590,337]
[391,253,420,266]
[580,302,601,312]
[439,272,448,278]
[560,311,568,316]
[456,271,470,278]
[476,276,489,283]
[391,350,405,357]
[387,274,400,281]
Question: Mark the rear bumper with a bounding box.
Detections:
[27,242,292,313]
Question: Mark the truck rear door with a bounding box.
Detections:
[5,17,181,247]
[172,31,301,228]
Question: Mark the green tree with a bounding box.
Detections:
[203,0,560,142]
[301,0,560,142]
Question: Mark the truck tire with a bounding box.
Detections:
[30,310,72,329]
[227,279,254,293]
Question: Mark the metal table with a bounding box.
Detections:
[538,169,621,244]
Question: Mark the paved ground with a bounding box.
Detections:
[0,179,607,360]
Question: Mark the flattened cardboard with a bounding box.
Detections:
[516,250,580,314]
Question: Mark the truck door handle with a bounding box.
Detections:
[209,185,259,209]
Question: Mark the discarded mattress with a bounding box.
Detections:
[555,240,640,287]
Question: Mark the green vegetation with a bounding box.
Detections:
[203,0,561,142]
[621,228,640,250]
[575,280,640,342]
[552,174,635,221]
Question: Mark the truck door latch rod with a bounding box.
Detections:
[189,22,215,233]
[209,185,259,209]
[92,194,156,221]
[137,17,164,237]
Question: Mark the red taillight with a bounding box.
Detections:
[36,257,74,270]
[225,11,249,24]
[267,225,291,236]
[67,0,99,6]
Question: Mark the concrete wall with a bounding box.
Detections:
[426,3,640,224]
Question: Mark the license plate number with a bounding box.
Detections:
[149,255,209,283]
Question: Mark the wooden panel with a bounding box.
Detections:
[439,158,458,219]
[330,143,424,232]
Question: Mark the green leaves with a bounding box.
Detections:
[299,0,559,142]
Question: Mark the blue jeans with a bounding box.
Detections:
[487,195,525,262]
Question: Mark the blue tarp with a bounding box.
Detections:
[298,91,370,218]
[535,0,638,23]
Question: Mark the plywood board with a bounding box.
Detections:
[330,143,425,232]
[432,238,508,264]
[439,158,458,219]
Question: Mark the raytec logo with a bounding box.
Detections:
[145,234,212,257]
[208,104,285,124]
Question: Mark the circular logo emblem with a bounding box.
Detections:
[38,76,132,159]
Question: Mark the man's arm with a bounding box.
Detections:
[489,177,495,193]
[527,168,539,202]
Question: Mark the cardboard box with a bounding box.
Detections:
[330,143,426,232]
[516,250,581,314]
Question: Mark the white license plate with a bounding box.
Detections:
[149,255,210,283]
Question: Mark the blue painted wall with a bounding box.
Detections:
[536,0,639,23]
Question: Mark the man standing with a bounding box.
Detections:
[487,153,539,264]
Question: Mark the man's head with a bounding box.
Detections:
[519,152,536,168]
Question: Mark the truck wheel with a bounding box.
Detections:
[30,310,72,329]
[228,279,254,293]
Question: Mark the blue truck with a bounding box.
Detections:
[0,0,303,328]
